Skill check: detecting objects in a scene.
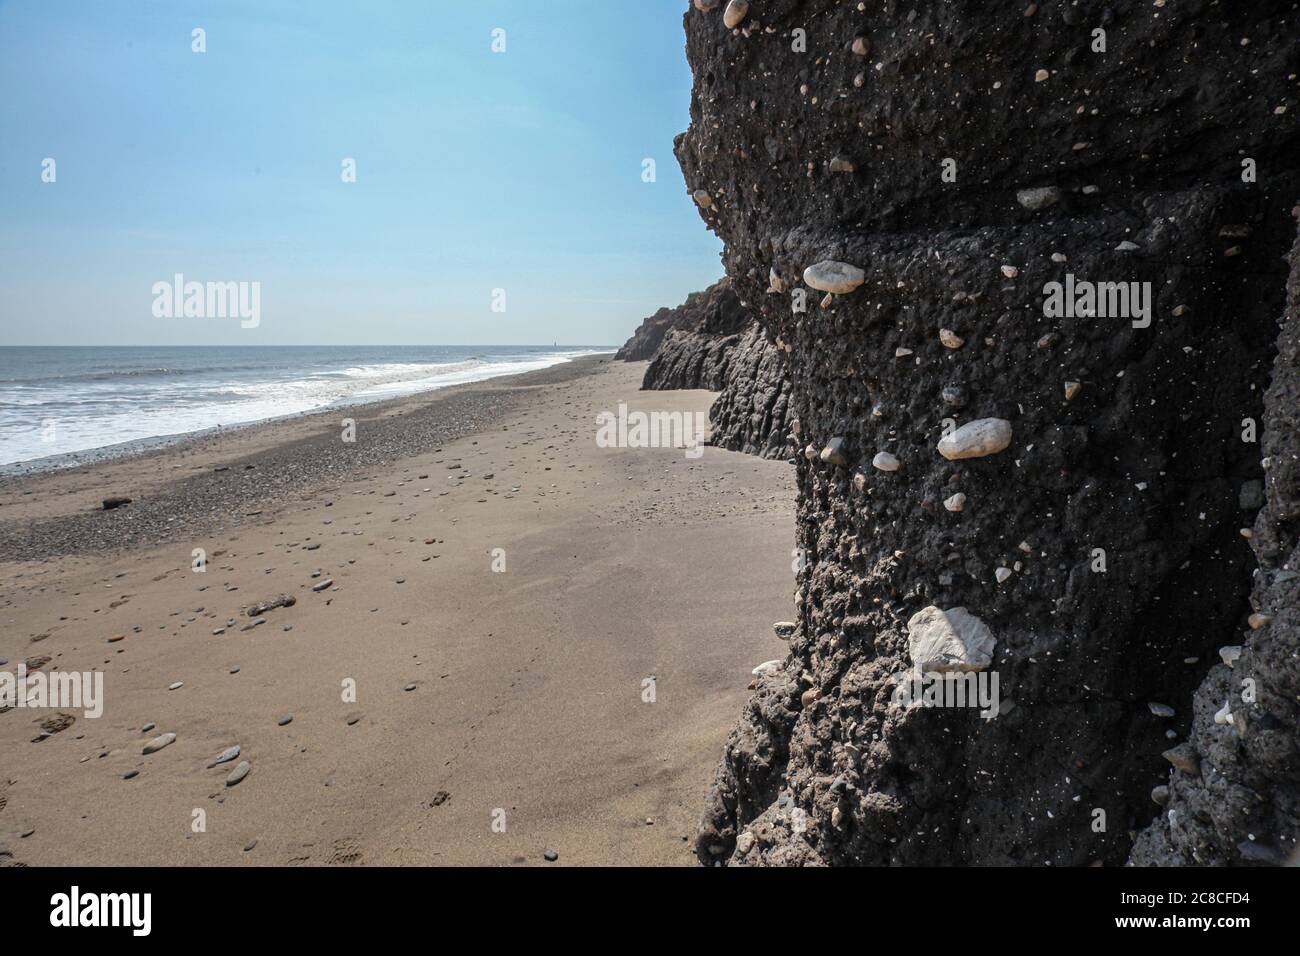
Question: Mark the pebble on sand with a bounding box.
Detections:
[142,732,176,754]
[225,761,251,787]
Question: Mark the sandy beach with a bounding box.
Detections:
[0,356,795,866]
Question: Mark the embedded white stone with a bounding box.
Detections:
[937,418,1013,461]
[906,606,996,673]
[803,260,865,294]
[872,451,900,472]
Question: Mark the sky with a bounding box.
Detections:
[0,0,722,346]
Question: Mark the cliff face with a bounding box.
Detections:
[616,282,728,361]
[624,279,796,459]
[676,0,1299,866]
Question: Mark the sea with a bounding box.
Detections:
[0,345,611,471]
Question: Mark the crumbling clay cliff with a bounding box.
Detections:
[676,0,1299,865]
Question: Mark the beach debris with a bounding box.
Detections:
[123,770,139,780]
[723,0,748,28]
[168,682,183,691]
[803,260,865,294]
[248,594,296,616]
[206,745,241,769]
[820,436,848,465]
[906,606,996,672]
[142,732,176,755]
[102,496,132,510]
[872,451,900,472]
[937,418,1013,460]
[225,761,251,787]
[141,722,155,733]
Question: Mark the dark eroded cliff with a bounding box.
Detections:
[677,0,1299,865]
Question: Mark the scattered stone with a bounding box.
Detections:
[872,451,900,473]
[123,770,139,780]
[773,622,796,639]
[936,418,1013,460]
[1064,380,1083,401]
[803,260,865,294]
[247,594,296,616]
[851,36,871,56]
[107,634,125,643]
[1219,645,1242,668]
[829,156,855,173]
[692,189,713,209]
[142,732,176,754]
[994,567,1013,584]
[206,745,241,769]
[1247,612,1272,630]
[225,761,251,787]
[277,716,292,726]
[751,660,783,677]
[939,329,964,349]
[906,606,996,672]
[102,496,132,510]
[312,579,334,592]
[1151,785,1170,807]
[142,722,156,733]
[943,493,966,512]
[1148,702,1175,718]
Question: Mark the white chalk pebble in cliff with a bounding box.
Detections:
[939,329,964,349]
[994,567,1013,584]
[907,606,996,672]
[803,260,865,294]
[803,443,818,462]
[723,0,748,29]
[751,660,783,677]
[944,492,966,512]
[768,267,786,293]
[1219,645,1242,668]
[872,451,900,472]
[937,418,1013,461]
[851,37,871,56]
[829,155,856,173]
[692,189,713,209]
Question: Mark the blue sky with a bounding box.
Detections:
[0,0,722,346]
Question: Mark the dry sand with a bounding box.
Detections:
[0,358,795,866]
